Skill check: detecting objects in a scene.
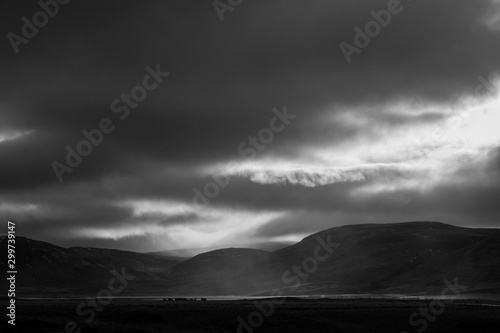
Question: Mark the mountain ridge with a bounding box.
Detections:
[2,221,499,296]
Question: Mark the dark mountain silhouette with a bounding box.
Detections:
[147,241,293,258]
[0,236,183,294]
[268,221,500,295]
[2,222,499,297]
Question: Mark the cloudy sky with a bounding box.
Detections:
[1,0,499,252]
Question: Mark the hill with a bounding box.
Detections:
[2,222,499,296]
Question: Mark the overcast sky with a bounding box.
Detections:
[1,0,499,252]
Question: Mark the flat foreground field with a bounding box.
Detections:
[4,298,500,333]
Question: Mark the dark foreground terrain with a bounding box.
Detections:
[3,298,500,333]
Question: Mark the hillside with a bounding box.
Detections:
[0,236,184,295]
[2,222,500,297]
[159,222,500,295]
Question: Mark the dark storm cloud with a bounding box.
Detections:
[1,0,500,250]
[3,0,500,166]
[486,146,500,176]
